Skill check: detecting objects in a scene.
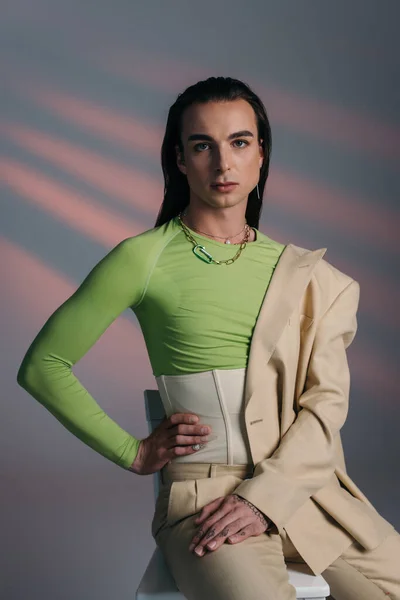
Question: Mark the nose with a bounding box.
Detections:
[212,145,232,173]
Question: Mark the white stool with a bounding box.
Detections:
[135,390,330,600]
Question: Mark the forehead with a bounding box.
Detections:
[181,99,257,139]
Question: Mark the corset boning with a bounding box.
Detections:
[155,368,252,465]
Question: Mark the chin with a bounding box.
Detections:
[205,192,246,207]
[208,199,238,209]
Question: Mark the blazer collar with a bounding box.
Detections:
[244,243,327,409]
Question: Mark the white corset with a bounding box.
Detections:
[155,368,252,465]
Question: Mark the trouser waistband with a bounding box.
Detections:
[161,461,254,485]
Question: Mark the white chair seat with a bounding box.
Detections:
[136,546,330,599]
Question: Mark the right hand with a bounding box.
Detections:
[129,413,212,475]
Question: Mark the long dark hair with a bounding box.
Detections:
[154,76,272,229]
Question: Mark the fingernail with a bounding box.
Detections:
[189,544,195,552]
[207,541,216,549]
[195,547,204,556]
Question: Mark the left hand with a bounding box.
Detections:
[189,494,271,557]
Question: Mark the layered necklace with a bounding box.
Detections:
[177,211,251,266]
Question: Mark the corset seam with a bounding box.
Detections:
[158,375,173,417]
[212,370,233,465]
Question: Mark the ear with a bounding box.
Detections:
[175,145,187,175]
[258,139,264,169]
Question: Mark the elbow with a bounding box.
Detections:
[17,361,30,390]
[17,351,71,398]
[16,367,24,388]
[17,355,39,392]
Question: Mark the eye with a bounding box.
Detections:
[193,140,249,152]
[193,143,210,152]
[233,139,249,148]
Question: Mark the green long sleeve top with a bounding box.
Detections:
[17,216,285,470]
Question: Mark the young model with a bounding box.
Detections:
[17,77,400,599]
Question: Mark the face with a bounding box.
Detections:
[176,99,264,211]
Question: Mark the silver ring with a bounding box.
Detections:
[192,444,201,451]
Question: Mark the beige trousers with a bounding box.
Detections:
[151,463,400,600]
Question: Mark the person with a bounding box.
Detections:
[17,76,399,600]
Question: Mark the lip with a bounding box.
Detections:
[211,183,239,192]
[211,181,238,186]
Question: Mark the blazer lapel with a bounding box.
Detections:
[244,243,327,409]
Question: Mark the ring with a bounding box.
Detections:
[192,444,202,451]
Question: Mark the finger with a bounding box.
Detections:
[192,515,251,555]
[167,413,199,427]
[191,505,230,546]
[190,508,242,550]
[194,497,225,524]
[169,423,212,437]
[166,444,204,460]
[207,519,255,552]
[193,494,247,531]
[227,523,257,544]
[191,523,219,556]
[167,433,215,448]
[166,435,208,449]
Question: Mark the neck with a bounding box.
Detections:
[182,204,252,243]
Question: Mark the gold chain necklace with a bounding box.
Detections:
[177,213,251,266]
[182,217,247,244]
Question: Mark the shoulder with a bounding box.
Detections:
[89,219,179,293]
[291,243,356,287]
[290,243,359,312]
[110,218,179,263]
[255,229,286,253]
[84,220,180,308]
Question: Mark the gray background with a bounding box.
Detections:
[2,1,399,598]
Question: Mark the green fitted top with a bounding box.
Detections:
[17,217,286,469]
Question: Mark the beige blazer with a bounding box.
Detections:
[165,243,394,575]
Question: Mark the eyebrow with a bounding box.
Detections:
[187,130,255,142]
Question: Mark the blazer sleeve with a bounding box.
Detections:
[233,279,360,532]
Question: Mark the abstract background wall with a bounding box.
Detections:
[2,1,399,598]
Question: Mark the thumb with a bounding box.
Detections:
[194,496,225,523]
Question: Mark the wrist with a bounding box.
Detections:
[128,439,145,473]
[233,493,271,530]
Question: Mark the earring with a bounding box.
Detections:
[256,184,260,200]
